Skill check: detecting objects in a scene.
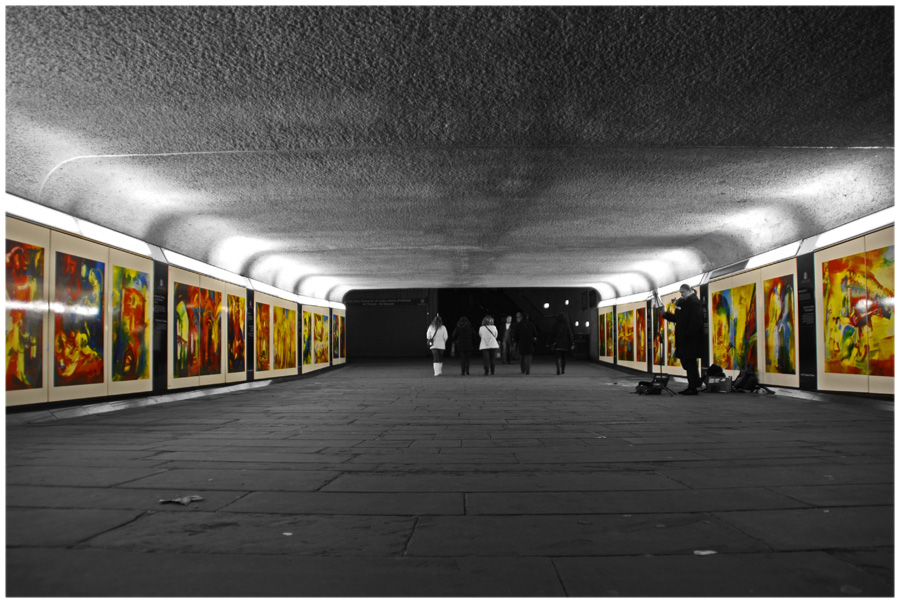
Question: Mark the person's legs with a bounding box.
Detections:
[678,356,699,393]
[432,349,440,376]
[482,350,491,375]
[560,351,567,374]
[523,354,532,375]
[489,350,496,375]
[520,352,526,374]
[459,352,467,375]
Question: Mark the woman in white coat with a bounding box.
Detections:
[478,315,500,376]
[426,315,449,376]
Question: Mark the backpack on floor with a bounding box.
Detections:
[635,380,662,395]
[732,363,759,392]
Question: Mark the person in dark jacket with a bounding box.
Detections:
[660,284,705,395]
[549,312,575,375]
[514,312,537,375]
[448,316,478,375]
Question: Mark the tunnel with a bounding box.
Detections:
[4,5,895,597]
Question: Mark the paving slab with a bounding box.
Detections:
[712,506,894,550]
[771,484,894,507]
[406,513,768,556]
[7,508,144,547]
[467,487,807,515]
[7,548,566,597]
[6,465,167,487]
[322,472,684,493]
[554,551,893,597]
[222,491,464,515]
[84,511,415,556]
[7,485,247,512]
[658,463,893,488]
[119,468,340,491]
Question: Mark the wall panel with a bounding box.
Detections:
[107,248,154,396]
[255,292,299,380]
[597,307,614,362]
[616,300,648,372]
[6,218,51,406]
[302,305,331,373]
[332,308,347,365]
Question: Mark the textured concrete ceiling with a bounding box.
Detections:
[6,6,894,300]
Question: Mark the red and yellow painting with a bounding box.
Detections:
[635,307,647,362]
[302,310,313,365]
[665,300,678,366]
[653,307,665,365]
[6,240,44,390]
[823,245,894,376]
[598,314,607,356]
[605,313,614,355]
[333,315,342,359]
[112,266,150,381]
[199,289,222,375]
[173,283,200,378]
[763,275,796,375]
[256,302,270,371]
[340,314,346,358]
[54,252,104,386]
[274,306,297,369]
[314,312,329,364]
[617,310,634,362]
[711,283,758,371]
[227,294,246,373]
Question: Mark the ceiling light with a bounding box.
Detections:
[164,249,252,287]
[585,321,590,327]
[806,207,895,252]
[5,193,79,234]
[565,300,569,305]
[575,321,580,327]
[76,219,153,258]
[744,240,802,270]
[543,303,550,309]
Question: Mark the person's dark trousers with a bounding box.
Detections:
[482,349,495,375]
[679,356,701,392]
[520,354,532,375]
[459,352,470,375]
[555,350,567,375]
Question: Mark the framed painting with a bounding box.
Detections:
[107,248,153,396]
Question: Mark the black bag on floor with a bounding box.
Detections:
[635,380,662,395]
[732,363,759,392]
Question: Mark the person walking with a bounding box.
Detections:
[448,316,478,375]
[549,312,575,375]
[500,315,515,364]
[660,284,705,394]
[515,312,537,375]
[426,315,449,376]
[478,315,500,375]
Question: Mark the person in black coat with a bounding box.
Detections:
[514,312,537,375]
[448,316,478,375]
[660,284,705,395]
[549,312,575,375]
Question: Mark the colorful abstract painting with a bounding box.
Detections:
[598,315,606,356]
[256,302,270,371]
[54,252,104,386]
[605,313,614,355]
[274,306,297,369]
[112,266,150,381]
[665,300,678,366]
[823,246,895,376]
[199,289,222,375]
[6,240,44,390]
[314,313,329,364]
[227,294,246,373]
[341,315,346,358]
[653,307,665,365]
[173,283,200,378]
[617,310,634,362]
[333,315,341,359]
[712,283,758,371]
[302,310,313,365]
[865,246,895,376]
[763,275,796,375]
[635,307,646,363]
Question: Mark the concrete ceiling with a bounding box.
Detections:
[6,6,894,301]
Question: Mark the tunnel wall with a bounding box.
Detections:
[598,226,894,396]
[6,216,346,409]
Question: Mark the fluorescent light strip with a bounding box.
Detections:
[744,240,802,270]
[76,219,153,257]
[164,249,252,287]
[5,194,79,234]
[658,273,705,296]
[249,278,299,302]
[812,207,895,251]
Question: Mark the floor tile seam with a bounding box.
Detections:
[400,517,420,557]
[65,510,151,549]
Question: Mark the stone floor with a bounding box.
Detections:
[5,358,895,597]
